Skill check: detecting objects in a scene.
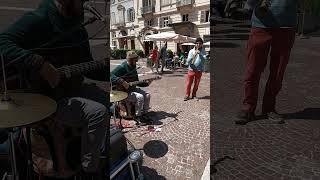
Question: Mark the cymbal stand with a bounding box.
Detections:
[1,54,18,180]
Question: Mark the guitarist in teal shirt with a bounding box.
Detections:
[0,0,108,178]
[111,51,151,125]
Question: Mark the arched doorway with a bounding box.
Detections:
[144,33,153,56]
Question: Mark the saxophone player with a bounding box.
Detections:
[184,37,208,101]
[236,0,302,125]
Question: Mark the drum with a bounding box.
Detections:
[29,117,82,178]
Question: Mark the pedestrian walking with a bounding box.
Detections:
[151,45,159,73]
[236,0,300,125]
[184,37,208,101]
[160,42,167,73]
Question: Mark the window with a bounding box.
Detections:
[161,0,171,6]
[182,14,189,22]
[145,19,153,26]
[143,0,152,7]
[112,32,116,38]
[118,8,125,23]
[112,41,117,47]
[127,8,135,22]
[160,16,170,27]
[112,0,115,4]
[200,10,210,23]
[111,12,115,24]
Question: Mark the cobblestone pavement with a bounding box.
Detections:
[212,21,320,180]
[123,62,210,180]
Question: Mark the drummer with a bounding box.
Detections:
[111,51,151,125]
[0,0,108,178]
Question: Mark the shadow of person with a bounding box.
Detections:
[143,140,168,159]
[146,111,180,125]
[212,42,240,48]
[284,108,320,120]
[140,166,167,180]
[198,96,210,100]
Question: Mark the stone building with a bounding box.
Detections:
[110,0,210,56]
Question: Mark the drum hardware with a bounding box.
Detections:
[110,79,128,129]
[1,54,57,180]
[128,150,144,180]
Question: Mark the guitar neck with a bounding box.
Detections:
[129,77,158,86]
[58,61,104,78]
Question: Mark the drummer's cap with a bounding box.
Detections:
[127,51,139,60]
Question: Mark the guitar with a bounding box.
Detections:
[112,76,162,92]
[1,60,108,100]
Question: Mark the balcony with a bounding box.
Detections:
[140,5,155,16]
[176,0,194,8]
[113,21,126,28]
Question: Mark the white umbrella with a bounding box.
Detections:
[146,32,196,43]
[181,42,195,46]
[204,41,210,46]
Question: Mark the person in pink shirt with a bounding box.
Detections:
[151,45,159,73]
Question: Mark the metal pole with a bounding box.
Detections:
[129,162,136,180]
[8,130,18,180]
[26,128,32,180]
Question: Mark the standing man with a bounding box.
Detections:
[111,51,151,125]
[0,0,108,178]
[236,0,301,125]
[184,37,208,101]
[160,42,167,73]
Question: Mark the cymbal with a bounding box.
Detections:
[0,93,57,128]
[110,90,128,103]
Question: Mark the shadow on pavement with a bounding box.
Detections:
[213,42,240,48]
[143,140,168,159]
[166,74,185,77]
[199,96,210,100]
[232,24,251,29]
[285,108,320,120]
[147,111,180,122]
[141,166,167,180]
[214,28,250,34]
[223,34,249,40]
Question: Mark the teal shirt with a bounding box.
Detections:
[111,61,138,83]
[246,0,299,28]
[186,48,208,72]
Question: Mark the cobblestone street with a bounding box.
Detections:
[212,20,320,180]
[122,62,210,180]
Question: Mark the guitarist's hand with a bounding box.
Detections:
[122,81,130,90]
[39,62,61,88]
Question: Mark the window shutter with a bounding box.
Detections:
[200,11,205,23]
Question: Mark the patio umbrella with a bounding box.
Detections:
[145,32,196,43]
[181,42,195,46]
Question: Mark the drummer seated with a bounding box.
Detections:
[111,51,151,126]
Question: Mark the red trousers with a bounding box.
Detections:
[242,27,296,113]
[185,70,202,97]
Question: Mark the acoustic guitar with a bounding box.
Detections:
[112,76,162,92]
[1,60,108,100]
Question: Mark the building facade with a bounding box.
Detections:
[111,0,210,56]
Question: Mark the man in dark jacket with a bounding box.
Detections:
[0,0,108,177]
